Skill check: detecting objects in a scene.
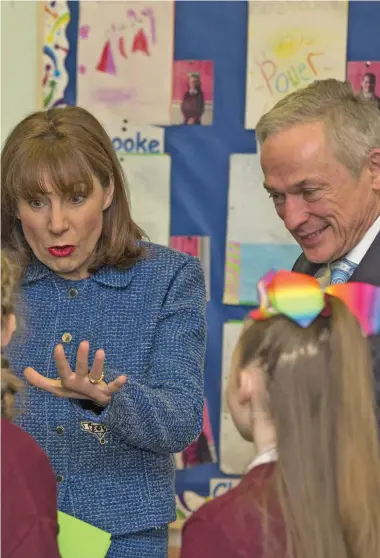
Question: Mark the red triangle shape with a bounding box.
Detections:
[132,29,150,56]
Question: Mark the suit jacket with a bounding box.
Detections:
[292,231,380,409]
[181,463,287,558]
[6,242,206,536]
[1,418,60,558]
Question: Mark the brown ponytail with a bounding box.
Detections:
[237,297,380,558]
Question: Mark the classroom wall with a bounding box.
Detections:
[1,0,38,144]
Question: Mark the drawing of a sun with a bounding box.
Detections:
[272,30,314,59]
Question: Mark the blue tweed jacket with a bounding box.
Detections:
[6,242,206,536]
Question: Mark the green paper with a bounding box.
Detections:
[57,511,111,558]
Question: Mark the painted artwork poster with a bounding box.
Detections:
[175,400,217,470]
[42,1,70,109]
[220,322,254,475]
[170,236,211,300]
[347,61,380,110]
[76,1,175,125]
[171,60,214,126]
[120,154,171,246]
[223,154,300,306]
[245,0,348,129]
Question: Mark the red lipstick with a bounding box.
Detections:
[48,246,75,257]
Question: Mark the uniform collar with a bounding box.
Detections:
[22,256,135,289]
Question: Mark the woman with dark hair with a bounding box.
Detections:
[181,72,205,125]
[1,106,206,557]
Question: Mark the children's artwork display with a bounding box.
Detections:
[245,0,349,128]
[42,1,70,108]
[170,236,211,300]
[120,155,171,246]
[220,322,254,475]
[224,154,300,305]
[76,1,175,125]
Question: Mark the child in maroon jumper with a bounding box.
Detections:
[181,271,380,558]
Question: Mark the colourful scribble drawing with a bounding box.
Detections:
[76,1,174,125]
[224,241,241,305]
[176,492,209,520]
[254,29,325,98]
[245,1,348,128]
[81,8,156,78]
[42,1,70,108]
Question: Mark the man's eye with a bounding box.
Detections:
[269,192,285,204]
[29,199,44,209]
[303,189,319,200]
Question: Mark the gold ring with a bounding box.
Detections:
[88,372,105,385]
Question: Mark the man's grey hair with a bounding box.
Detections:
[256,79,380,177]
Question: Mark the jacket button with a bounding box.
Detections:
[56,474,64,483]
[62,333,72,343]
[56,426,64,435]
[68,288,78,299]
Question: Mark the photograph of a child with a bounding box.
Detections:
[175,400,217,469]
[171,60,214,125]
[347,61,380,109]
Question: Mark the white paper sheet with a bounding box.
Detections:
[245,0,349,129]
[224,155,300,305]
[120,155,171,246]
[220,322,255,475]
[77,1,175,125]
[103,114,165,155]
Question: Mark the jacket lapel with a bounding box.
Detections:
[292,253,321,276]
[349,231,380,286]
[293,231,380,285]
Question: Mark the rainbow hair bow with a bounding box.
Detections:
[249,270,380,336]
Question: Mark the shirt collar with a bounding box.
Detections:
[247,446,278,472]
[22,256,135,289]
[346,215,380,266]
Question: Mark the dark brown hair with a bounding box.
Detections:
[1,251,23,419]
[237,297,380,558]
[1,106,146,272]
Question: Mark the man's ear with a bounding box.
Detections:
[368,149,380,192]
[103,176,115,210]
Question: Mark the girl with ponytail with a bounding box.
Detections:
[181,270,380,558]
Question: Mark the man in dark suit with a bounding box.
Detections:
[255,79,380,403]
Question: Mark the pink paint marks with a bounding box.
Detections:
[78,65,86,75]
[79,25,90,39]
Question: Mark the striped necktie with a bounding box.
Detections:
[330,257,357,284]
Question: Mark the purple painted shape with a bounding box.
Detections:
[91,87,138,104]
[79,25,90,39]
[141,8,156,44]
[106,47,117,75]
